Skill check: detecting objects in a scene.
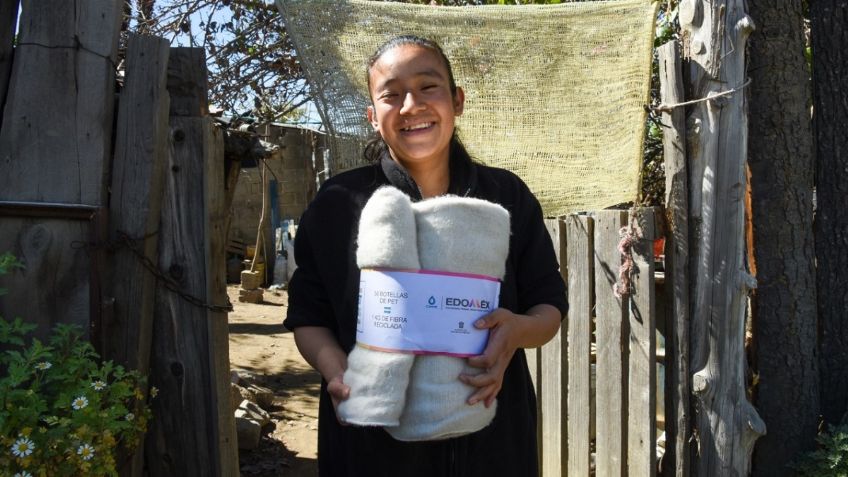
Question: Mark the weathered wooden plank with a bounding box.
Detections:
[593,210,629,477]
[565,214,593,477]
[0,0,18,123]
[658,40,690,477]
[0,0,121,204]
[166,48,208,117]
[146,46,237,476]
[204,119,239,477]
[106,35,171,477]
[0,218,90,337]
[146,117,237,477]
[104,33,170,372]
[525,345,542,467]
[627,209,657,477]
[0,0,121,339]
[540,218,567,477]
[526,346,540,395]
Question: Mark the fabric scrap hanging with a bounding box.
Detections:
[276,0,659,217]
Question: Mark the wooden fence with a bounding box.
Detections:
[528,208,665,477]
[0,2,238,475]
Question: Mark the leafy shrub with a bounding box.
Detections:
[0,253,22,296]
[0,253,154,476]
[793,423,848,477]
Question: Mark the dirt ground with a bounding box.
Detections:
[227,285,320,477]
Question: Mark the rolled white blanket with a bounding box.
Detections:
[337,187,419,426]
[386,196,510,441]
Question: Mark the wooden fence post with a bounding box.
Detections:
[628,209,657,477]
[145,48,238,477]
[681,0,766,474]
[540,218,567,477]
[104,33,170,371]
[658,40,691,477]
[565,214,593,477]
[103,33,171,476]
[525,336,542,468]
[594,210,629,477]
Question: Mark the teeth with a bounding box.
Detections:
[402,122,432,131]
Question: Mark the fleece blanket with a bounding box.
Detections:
[386,196,510,441]
[336,187,420,426]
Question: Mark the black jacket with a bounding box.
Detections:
[284,155,568,477]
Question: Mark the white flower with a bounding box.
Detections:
[71,396,88,410]
[77,443,95,461]
[10,437,35,457]
[14,472,33,477]
[149,386,159,398]
[125,412,135,421]
[90,380,106,391]
[34,361,51,371]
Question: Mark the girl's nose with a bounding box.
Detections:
[400,91,425,114]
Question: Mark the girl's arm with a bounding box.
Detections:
[460,304,562,407]
[293,326,351,410]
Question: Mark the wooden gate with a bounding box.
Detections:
[528,208,662,477]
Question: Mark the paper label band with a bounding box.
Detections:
[356,268,501,357]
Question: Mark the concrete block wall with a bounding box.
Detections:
[228,125,325,248]
[228,165,265,244]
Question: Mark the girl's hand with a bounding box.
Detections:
[292,326,352,424]
[459,304,562,408]
[327,373,351,413]
[460,308,522,408]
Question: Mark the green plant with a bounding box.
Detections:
[0,253,154,476]
[793,422,848,477]
[0,253,23,297]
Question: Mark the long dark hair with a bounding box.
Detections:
[363,35,472,165]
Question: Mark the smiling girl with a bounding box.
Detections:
[284,36,568,476]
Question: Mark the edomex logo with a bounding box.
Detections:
[444,297,492,311]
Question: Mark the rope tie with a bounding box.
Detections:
[613,224,640,299]
[649,78,752,113]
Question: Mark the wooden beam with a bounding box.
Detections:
[166,48,208,117]
[104,33,170,371]
[146,117,237,477]
[106,34,171,477]
[681,0,766,474]
[145,46,238,477]
[658,40,691,477]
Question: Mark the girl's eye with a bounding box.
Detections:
[422,85,437,91]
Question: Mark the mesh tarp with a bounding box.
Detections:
[276,0,658,216]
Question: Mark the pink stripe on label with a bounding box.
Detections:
[356,342,480,358]
[365,267,500,283]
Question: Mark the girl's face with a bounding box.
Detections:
[367,44,464,168]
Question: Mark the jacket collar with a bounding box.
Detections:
[379,151,477,201]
